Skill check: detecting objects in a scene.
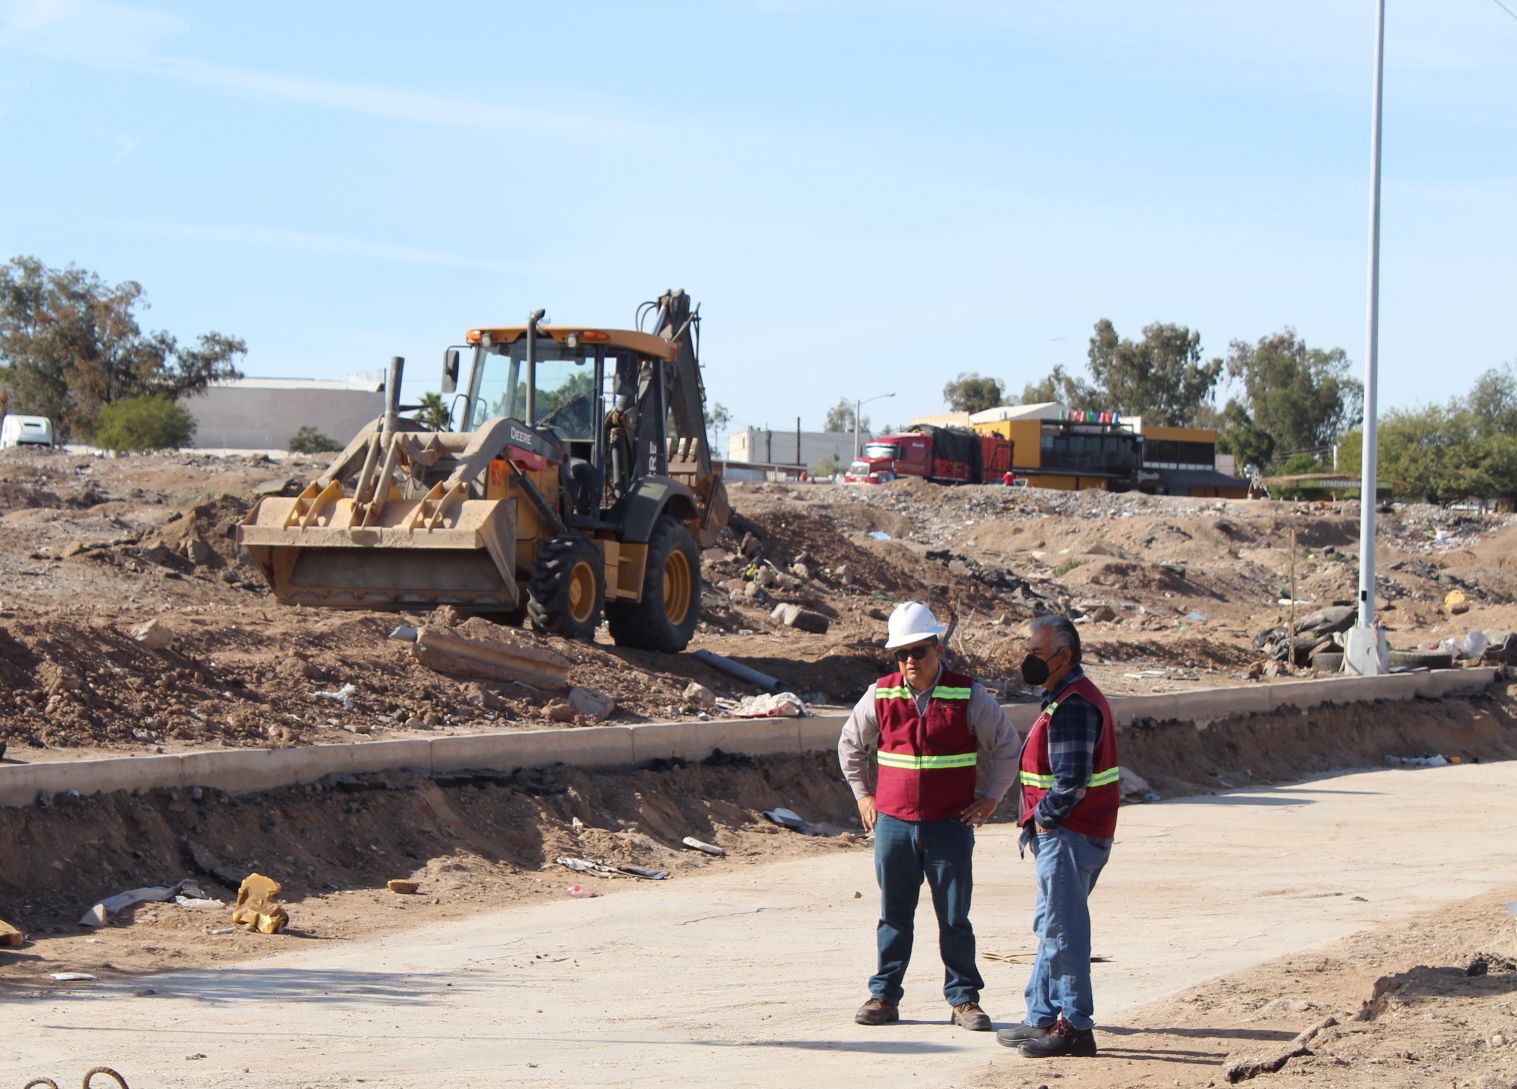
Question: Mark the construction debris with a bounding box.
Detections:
[1,916,24,947]
[728,692,806,718]
[231,872,289,934]
[681,836,726,857]
[128,619,174,651]
[79,879,217,928]
[411,625,571,688]
[770,602,830,634]
[567,686,616,720]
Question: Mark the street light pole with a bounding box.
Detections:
[853,392,895,461]
[1345,0,1388,676]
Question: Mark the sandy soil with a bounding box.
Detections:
[3,446,1516,1086]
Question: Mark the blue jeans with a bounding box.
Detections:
[870,813,983,1007]
[1023,824,1112,1031]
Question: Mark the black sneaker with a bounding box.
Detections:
[996,1022,1053,1047]
[1018,1019,1097,1057]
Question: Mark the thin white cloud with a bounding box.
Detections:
[113,220,543,275]
[0,0,179,56]
[0,0,638,140]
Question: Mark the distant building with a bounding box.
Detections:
[727,426,857,474]
[182,373,386,451]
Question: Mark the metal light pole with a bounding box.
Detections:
[1344,0,1389,676]
[853,392,895,460]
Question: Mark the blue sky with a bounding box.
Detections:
[1,1,1513,441]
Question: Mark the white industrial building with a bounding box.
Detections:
[726,426,859,475]
[183,373,386,452]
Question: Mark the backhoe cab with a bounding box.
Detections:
[239,290,729,653]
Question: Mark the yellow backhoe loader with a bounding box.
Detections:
[238,290,729,652]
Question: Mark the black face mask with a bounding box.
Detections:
[1020,653,1051,686]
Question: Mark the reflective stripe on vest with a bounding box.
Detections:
[876,682,975,770]
[1018,765,1121,788]
[876,684,972,701]
[878,751,978,770]
[1018,697,1122,788]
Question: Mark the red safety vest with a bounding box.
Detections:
[874,668,978,822]
[1019,675,1120,838]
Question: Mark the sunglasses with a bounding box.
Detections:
[894,641,937,661]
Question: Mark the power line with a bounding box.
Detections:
[1491,0,1517,23]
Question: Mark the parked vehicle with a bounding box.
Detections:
[0,414,55,449]
[239,290,729,653]
[844,424,1012,485]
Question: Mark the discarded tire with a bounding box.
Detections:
[1310,651,1343,673]
[1388,649,1455,670]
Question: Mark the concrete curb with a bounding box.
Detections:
[0,668,1501,809]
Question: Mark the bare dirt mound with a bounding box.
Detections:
[963,886,1517,1089]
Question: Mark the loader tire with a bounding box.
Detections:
[607,515,700,653]
[527,535,604,641]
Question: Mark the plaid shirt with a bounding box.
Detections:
[1033,666,1105,828]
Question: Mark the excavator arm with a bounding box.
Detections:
[642,290,730,547]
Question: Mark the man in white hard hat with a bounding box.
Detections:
[838,600,1021,1032]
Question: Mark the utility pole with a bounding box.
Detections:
[1345,0,1389,676]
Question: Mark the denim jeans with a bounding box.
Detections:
[1023,823,1112,1031]
[870,812,983,1007]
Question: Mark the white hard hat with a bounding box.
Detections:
[885,601,946,650]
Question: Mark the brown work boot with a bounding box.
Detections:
[855,997,899,1026]
[951,1000,992,1031]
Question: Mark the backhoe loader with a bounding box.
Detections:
[238,290,729,653]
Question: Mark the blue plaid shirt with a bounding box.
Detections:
[1032,666,1105,828]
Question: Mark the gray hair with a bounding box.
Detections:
[1030,613,1082,667]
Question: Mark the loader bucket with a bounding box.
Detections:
[239,488,519,612]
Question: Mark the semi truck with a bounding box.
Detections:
[844,424,1012,485]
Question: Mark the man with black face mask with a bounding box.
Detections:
[997,614,1119,1059]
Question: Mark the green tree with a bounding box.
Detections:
[1377,406,1485,504]
[942,373,1004,414]
[415,391,452,430]
[704,401,732,443]
[1086,319,1222,426]
[1018,364,1101,411]
[824,398,867,435]
[1216,400,1277,474]
[0,255,246,442]
[1463,361,1517,439]
[93,394,196,452]
[813,452,843,478]
[1277,452,1325,475]
[288,425,343,454]
[1225,328,1361,460]
[1474,430,1517,505]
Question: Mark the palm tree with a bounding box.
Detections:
[415,392,452,430]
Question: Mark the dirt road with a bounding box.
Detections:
[8,760,1516,1089]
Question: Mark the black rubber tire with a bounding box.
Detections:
[526,536,604,641]
[1388,649,1455,670]
[606,515,700,653]
[1311,651,1344,673]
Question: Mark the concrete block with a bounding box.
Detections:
[347,739,433,778]
[0,753,187,808]
[630,719,801,764]
[181,745,355,796]
[798,714,849,753]
[431,726,635,773]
